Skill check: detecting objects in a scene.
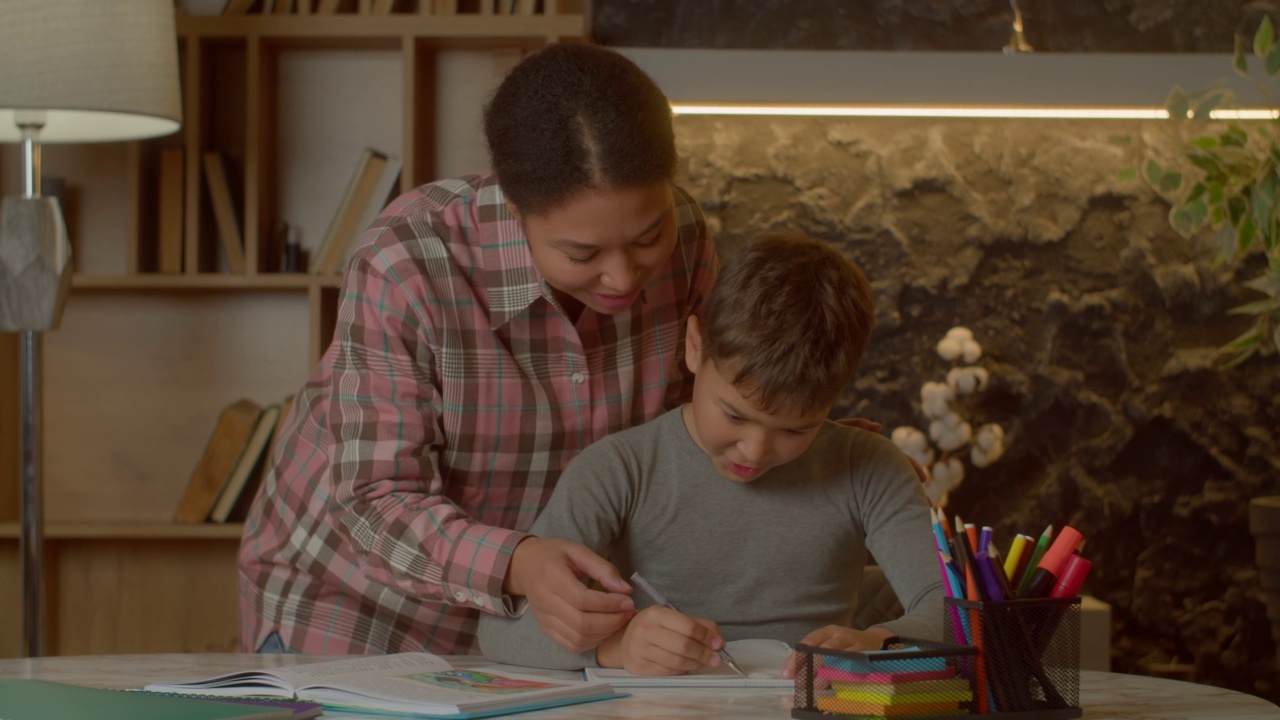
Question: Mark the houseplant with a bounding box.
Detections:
[1138,16,1280,670]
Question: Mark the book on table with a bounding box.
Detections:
[0,679,294,720]
[144,652,623,719]
[583,638,795,688]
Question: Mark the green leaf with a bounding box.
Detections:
[1192,89,1228,119]
[1256,16,1275,60]
[1144,159,1166,187]
[1225,125,1250,147]
[1187,152,1222,173]
[1191,135,1220,150]
[1226,327,1262,351]
[1239,215,1259,254]
[1209,181,1225,205]
[1160,170,1184,194]
[1214,224,1237,259]
[1229,195,1249,226]
[1186,181,1208,203]
[1222,343,1258,368]
[1116,167,1138,183]
[1244,272,1280,296]
[1227,299,1275,315]
[1268,41,1280,76]
[1236,35,1250,76]
[1166,89,1191,120]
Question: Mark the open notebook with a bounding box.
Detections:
[144,653,622,719]
[583,638,794,688]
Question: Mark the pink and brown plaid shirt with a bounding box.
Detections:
[237,173,716,655]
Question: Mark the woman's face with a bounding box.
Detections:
[520,182,678,316]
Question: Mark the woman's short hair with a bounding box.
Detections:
[483,42,676,216]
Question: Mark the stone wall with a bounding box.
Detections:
[590,0,1280,701]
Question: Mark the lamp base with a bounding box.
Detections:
[0,196,72,332]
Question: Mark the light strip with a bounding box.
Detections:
[670,104,1173,119]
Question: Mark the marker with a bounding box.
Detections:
[1011,534,1034,591]
[1016,525,1053,596]
[1021,526,1084,598]
[1049,554,1093,599]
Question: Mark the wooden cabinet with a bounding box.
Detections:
[0,3,586,657]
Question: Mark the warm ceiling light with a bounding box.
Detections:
[618,49,1272,121]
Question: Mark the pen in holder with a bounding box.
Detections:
[946,596,1082,719]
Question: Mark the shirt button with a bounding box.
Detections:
[454,590,467,602]
[571,372,585,384]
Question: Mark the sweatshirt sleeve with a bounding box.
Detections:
[476,437,635,669]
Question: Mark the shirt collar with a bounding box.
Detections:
[479,178,549,329]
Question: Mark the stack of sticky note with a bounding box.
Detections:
[814,653,972,717]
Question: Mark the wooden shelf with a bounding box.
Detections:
[0,522,244,540]
[72,274,341,291]
[177,14,585,42]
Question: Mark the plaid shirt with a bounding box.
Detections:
[237,173,716,655]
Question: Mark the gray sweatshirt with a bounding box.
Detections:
[476,407,944,669]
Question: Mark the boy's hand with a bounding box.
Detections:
[596,606,726,676]
[503,537,635,653]
[781,625,899,679]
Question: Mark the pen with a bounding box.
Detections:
[629,572,747,678]
[1016,525,1053,596]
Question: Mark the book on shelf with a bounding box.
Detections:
[311,148,391,276]
[209,402,282,523]
[222,0,258,15]
[144,652,623,719]
[157,146,185,274]
[0,679,291,720]
[203,151,247,274]
[174,398,263,524]
[583,638,794,688]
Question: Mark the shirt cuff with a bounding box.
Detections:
[440,524,529,615]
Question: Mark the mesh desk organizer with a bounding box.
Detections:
[792,597,1081,719]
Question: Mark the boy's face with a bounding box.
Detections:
[681,316,831,483]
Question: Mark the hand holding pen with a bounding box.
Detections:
[626,572,747,677]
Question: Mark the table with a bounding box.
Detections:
[1,653,1277,719]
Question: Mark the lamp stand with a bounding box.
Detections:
[1,117,72,658]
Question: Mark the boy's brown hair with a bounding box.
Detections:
[699,231,875,414]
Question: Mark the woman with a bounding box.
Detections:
[237,42,716,655]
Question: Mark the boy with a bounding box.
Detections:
[476,232,943,676]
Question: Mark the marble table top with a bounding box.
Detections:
[1,653,1277,719]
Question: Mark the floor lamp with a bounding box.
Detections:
[0,0,182,657]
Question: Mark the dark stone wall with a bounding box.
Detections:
[592,0,1280,703]
[593,0,1267,52]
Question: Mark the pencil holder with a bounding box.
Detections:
[790,638,978,720]
[944,596,1082,719]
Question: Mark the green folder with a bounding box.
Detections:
[0,679,292,720]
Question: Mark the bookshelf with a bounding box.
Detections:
[0,2,587,658]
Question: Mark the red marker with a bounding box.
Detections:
[1049,553,1093,599]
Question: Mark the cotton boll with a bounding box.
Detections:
[929,412,972,452]
[945,327,974,343]
[891,426,927,453]
[936,336,963,361]
[926,457,965,506]
[971,367,989,391]
[961,338,983,364]
[974,423,1004,452]
[921,381,954,419]
[947,367,978,394]
[971,442,1005,468]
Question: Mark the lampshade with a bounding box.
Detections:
[0,0,182,142]
[616,49,1273,119]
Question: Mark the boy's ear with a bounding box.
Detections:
[684,315,703,374]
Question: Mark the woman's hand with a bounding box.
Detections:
[834,417,928,484]
[780,625,898,679]
[595,606,726,676]
[504,537,635,653]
